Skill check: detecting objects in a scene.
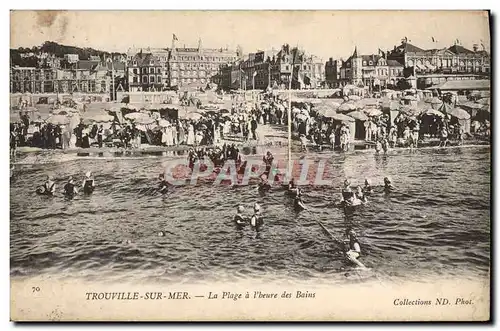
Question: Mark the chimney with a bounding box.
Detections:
[473,44,478,52]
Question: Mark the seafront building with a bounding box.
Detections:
[216,44,325,91]
[126,38,238,91]
[326,40,491,91]
[9,37,491,96]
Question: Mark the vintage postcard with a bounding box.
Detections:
[9,10,491,321]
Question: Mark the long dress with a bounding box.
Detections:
[165,126,174,146]
[223,121,231,136]
[178,124,186,145]
[187,125,195,145]
[161,128,168,145]
[171,126,178,146]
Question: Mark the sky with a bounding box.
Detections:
[10,10,491,61]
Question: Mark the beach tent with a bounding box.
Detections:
[347,110,369,140]
[449,107,471,133]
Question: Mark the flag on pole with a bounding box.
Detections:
[431,37,435,42]
[173,34,178,41]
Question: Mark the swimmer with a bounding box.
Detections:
[258,174,271,192]
[362,179,373,195]
[158,173,169,194]
[344,229,362,262]
[355,186,367,204]
[82,171,95,195]
[233,205,248,227]
[384,177,395,193]
[375,139,382,154]
[38,175,56,196]
[272,169,282,184]
[263,151,274,174]
[341,179,355,204]
[288,178,296,191]
[64,176,78,197]
[250,203,264,231]
[293,188,307,211]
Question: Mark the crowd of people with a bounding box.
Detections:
[10,89,491,161]
[9,92,272,154]
[286,96,489,152]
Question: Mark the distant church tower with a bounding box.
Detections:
[351,46,363,86]
[198,38,203,51]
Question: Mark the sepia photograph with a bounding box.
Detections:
[9,9,491,321]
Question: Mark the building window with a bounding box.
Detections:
[133,61,137,66]
[142,68,147,74]
[133,69,138,74]
[149,68,154,74]
[157,75,162,82]
[286,65,289,71]
[369,61,373,65]
[157,68,161,74]
[150,76,155,83]
[142,76,147,83]
[133,77,138,83]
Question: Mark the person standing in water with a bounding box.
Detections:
[82,171,95,194]
[362,179,373,195]
[263,151,274,175]
[64,176,78,198]
[293,188,307,211]
[233,205,248,228]
[38,175,56,196]
[355,186,368,204]
[344,229,362,262]
[250,203,264,232]
[341,179,355,204]
[158,173,169,195]
[258,174,271,192]
[383,177,395,193]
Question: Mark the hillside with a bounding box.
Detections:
[10,41,125,67]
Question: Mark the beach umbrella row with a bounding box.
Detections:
[82,113,115,125]
[449,107,471,120]
[45,114,70,125]
[124,112,156,125]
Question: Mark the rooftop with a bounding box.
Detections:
[430,79,490,91]
[447,44,474,55]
